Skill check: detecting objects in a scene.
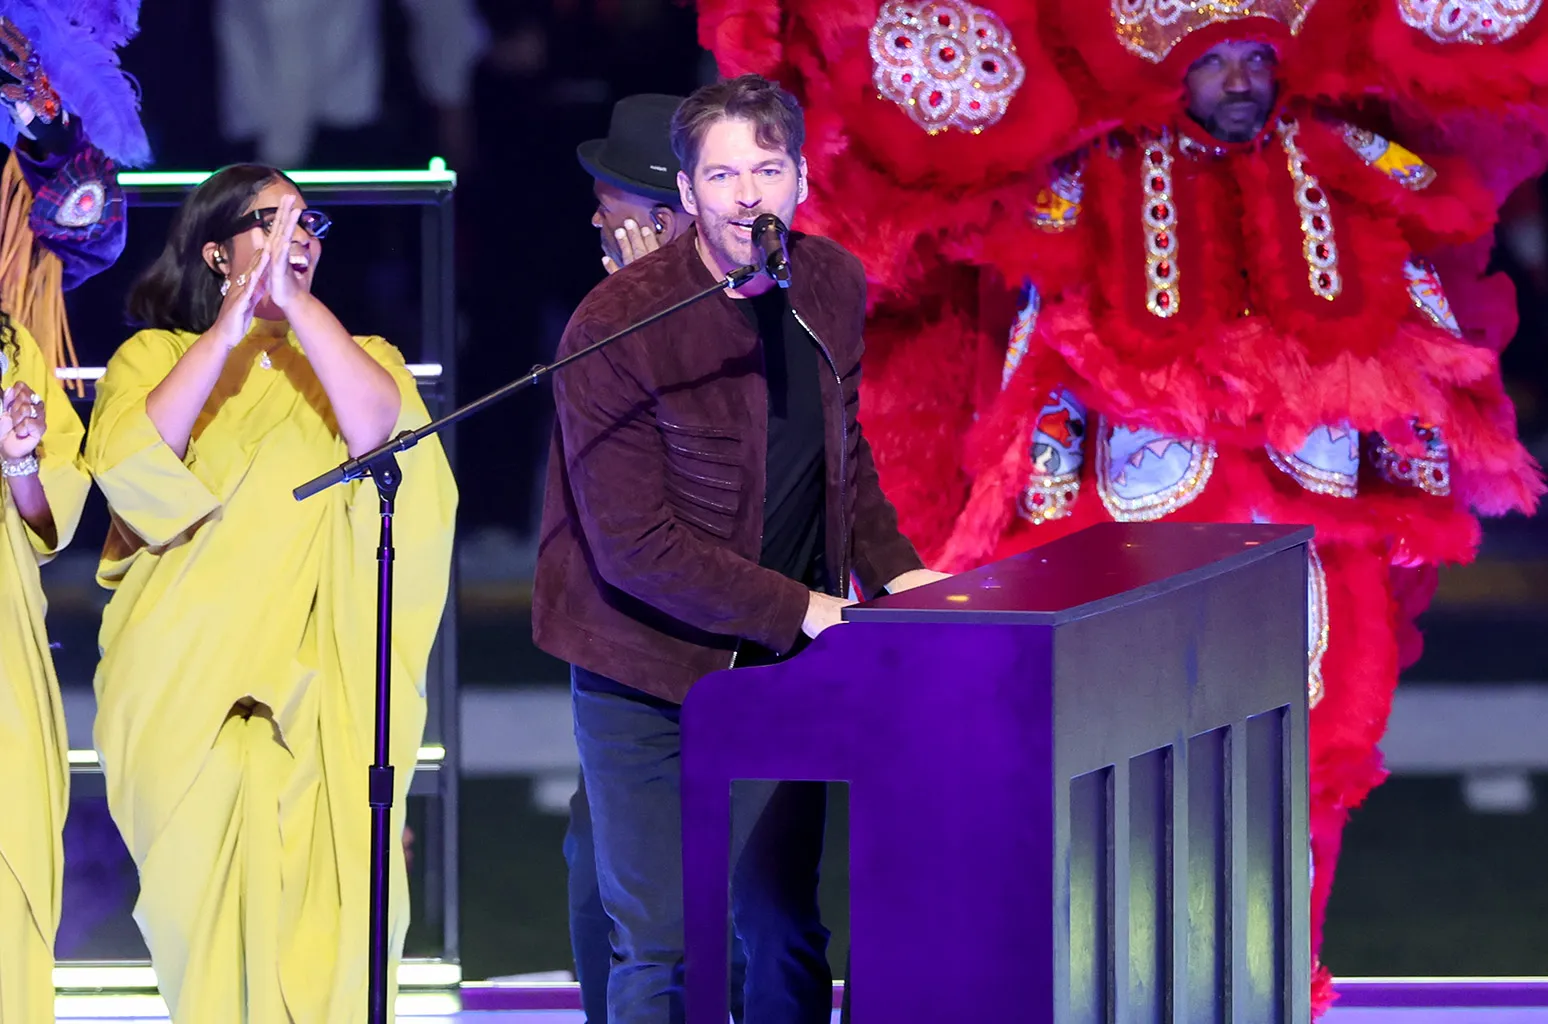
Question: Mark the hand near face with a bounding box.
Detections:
[602,216,665,275]
[616,217,662,268]
[264,194,309,311]
[0,381,45,459]
[594,180,673,275]
[210,246,274,349]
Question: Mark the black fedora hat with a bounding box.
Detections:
[577,94,686,205]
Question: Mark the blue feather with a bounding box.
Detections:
[0,0,149,166]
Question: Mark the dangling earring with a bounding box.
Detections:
[220,278,231,297]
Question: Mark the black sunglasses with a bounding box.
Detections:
[230,206,333,239]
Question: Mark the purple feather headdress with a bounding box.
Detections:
[0,0,149,166]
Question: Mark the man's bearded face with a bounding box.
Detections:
[1184,40,1279,143]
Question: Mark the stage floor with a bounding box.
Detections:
[51,1011,1548,1022]
[53,979,1548,1022]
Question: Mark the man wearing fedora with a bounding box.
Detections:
[578,93,696,277]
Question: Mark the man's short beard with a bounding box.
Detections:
[1211,119,1262,143]
[709,223,755,269]
[1200,102,1268,143]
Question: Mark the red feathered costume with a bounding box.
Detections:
[697,0,1547,1013]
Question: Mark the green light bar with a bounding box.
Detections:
[118,157,456,188]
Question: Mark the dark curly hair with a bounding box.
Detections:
[126,164,301,334]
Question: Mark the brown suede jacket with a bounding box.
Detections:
[532,226,924,703]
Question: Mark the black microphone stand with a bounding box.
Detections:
[294,259,763,1024]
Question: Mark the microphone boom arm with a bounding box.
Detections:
[294,260,764,500]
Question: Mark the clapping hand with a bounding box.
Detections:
[209,246,272,349]
[0,381,44,460]
[263,194,309,311]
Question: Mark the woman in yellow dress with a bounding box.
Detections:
[86,164,457,1022]
[0,318,90,1022]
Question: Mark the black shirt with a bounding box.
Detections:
[735,287,828,591]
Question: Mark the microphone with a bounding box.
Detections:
[751,213,791,288]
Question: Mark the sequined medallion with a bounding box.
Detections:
[55,181,106,229]
[869,0,1027,135]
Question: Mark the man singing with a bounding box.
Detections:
[567,90,742,1024]
[533,74,945,1023]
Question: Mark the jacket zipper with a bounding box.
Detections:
[790,308,849,598]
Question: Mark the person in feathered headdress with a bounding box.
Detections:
[0,0,148,375]
[697,0,1545,1015]
[0,2,145,1019]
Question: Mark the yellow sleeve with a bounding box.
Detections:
[85,330,223,548]
[349,334,457,515]
[357,335,431,439]
[5,323,90,560]
[347,336,457,683]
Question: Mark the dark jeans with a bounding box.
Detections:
[571,665,833,1024]
[564,775,616,1024]
[564,773,750,1023]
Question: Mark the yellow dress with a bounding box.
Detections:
[0,321,90,1024]
[85,320,456,1023]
